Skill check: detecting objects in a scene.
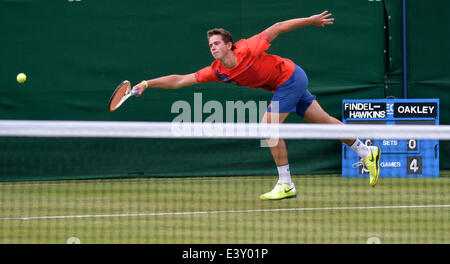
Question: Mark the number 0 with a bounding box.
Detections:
[408,139,417,150]
[364,139,373,146]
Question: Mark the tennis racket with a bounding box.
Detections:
[108,80,139,112]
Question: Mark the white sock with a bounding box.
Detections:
[350,139,371,159]
[277,164,293,185]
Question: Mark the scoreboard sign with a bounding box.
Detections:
[342,99,439,178]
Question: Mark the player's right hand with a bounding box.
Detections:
[132,82,146,97]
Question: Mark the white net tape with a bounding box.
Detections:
[0,120,449,140]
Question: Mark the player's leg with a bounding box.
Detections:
[259,111,297,200]
[303,100,356,146]
[259,65,310,200]
[261,111,290,166]
[302,99,381,186]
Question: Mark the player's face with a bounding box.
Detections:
[208,35,232,60]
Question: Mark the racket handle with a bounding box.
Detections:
[132,89,139,96]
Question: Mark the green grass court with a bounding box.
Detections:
[1,174,449,244]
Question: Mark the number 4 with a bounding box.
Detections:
[407,156,422,174]
[410,159,419,172]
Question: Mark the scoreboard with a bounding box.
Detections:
[342,98,440,178]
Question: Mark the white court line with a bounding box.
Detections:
[1,204,449,221]
[0,176,275,187]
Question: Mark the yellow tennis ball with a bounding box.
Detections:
[17,73,27,84]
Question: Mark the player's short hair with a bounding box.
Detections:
[207,28,236,50]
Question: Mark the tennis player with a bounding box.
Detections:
[132,11,381,200]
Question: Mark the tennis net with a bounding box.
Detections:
[0,120,449,244]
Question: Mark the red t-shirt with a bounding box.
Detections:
[195,32,295,92]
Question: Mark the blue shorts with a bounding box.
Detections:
[267,64,316,117]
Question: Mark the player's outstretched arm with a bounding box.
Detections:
[264,11,334,42]
[132,73,198,96]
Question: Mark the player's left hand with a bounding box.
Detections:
[310,11,334,27]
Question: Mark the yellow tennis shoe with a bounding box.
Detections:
[364,146,381,187]
[260,183,297,200]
